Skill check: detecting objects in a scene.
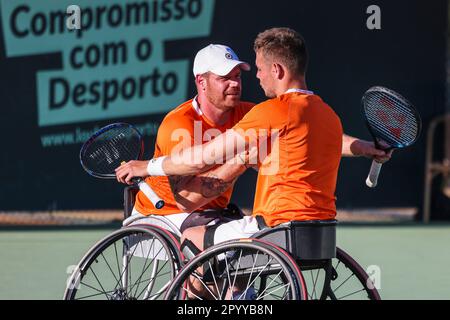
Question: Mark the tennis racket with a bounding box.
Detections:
[362,86,422,188]
[80,123,164,209]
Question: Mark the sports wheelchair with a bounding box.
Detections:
[63,186,381,300]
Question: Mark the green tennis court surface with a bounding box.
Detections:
[0,223,449,300]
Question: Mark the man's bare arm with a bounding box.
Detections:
[157,130,247,176]
[119,132,391,181]
[169,155,248,213]
[116,153,248,213]
[159,131,393,176]
[342,134,392,162]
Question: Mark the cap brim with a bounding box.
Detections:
[211,60,251,76]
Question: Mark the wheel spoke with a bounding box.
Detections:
[180,285,204,300]
[336,288,367,300]
[134,262,170,299]
[80,282,111,296]
[99,251,121,286]
[113,242,123,288]
[207,260,221,299]
[89,268,110,300]
[132,236,156,297]
[238,251,259,300]
[256,269,284,300]
[308,269,321,300]
[333,272,356,293]
[191,271,219,300]
[230,250,243,300]
[245,257,275,292]
[111,232,144,294]
[257,282,290,300]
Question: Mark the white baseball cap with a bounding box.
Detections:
[193,44,251,77]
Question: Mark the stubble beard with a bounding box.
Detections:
[207,91,240,111]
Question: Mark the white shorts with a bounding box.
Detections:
[212,216,261,245]
[123,208,190,235]
[125,208,225,233]
[125,208,260,258]
[123,208,190,260]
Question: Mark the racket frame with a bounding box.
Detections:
[362,85,422,151]
[361,86,422,188]
[79,123,144,179]
[79,122,164,209]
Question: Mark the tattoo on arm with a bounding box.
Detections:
[167,174,234,201]
[168,175,185,194]
[168,175,191,202]
[199,173,233,198]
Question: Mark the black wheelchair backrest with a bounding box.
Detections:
[254,220,337,261]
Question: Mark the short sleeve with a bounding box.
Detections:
[154,115,194,156]
[233,102,272,131]
[232,101,278,145]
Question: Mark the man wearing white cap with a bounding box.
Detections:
[117,44,256,231]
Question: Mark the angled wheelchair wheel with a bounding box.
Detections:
[301,247,381,300]
[164,239,307,300]
[329,247,381,300]
[64,226,183,300]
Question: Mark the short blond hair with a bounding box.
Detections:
[254,27,308,75]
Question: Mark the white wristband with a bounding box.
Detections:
[147,156,167,176]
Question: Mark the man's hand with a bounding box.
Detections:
[342,134,393,163]
[351,140,393,163]
[115,160,149,184]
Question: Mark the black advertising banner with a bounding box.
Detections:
[0,0,446,217]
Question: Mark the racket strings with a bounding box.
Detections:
[365,109,418,143]
[367,93,418,126]
[364,91,419,147]
[82,126,142,176]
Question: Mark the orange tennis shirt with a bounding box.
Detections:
[233,91,343,227]
[135,98,254,216]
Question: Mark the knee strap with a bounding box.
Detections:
[203,224,221,250]
[255,215,268,230]
[180,239,201,260]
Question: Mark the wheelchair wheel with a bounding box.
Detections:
[64,226,183,300]
[301,247,381,300]
[329,247,381,300]
[164,238,307,300]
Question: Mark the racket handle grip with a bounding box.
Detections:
[135,179,165,209]
[366,160,383,188]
